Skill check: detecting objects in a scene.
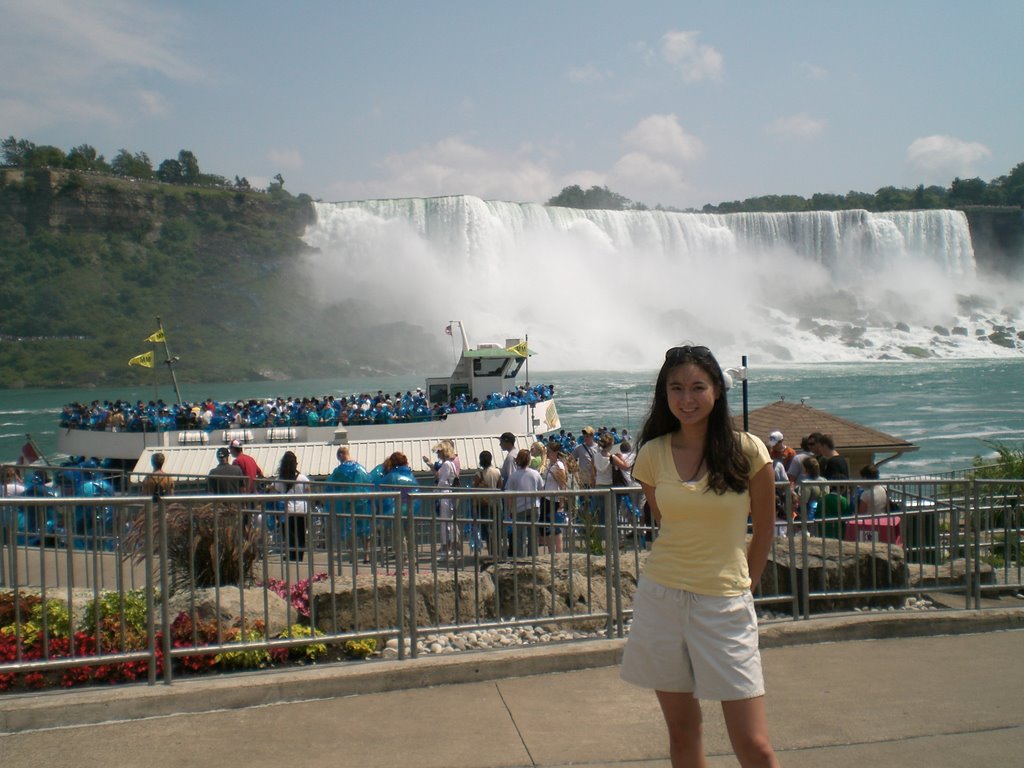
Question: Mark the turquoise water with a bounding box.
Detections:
[2,360,1022,476]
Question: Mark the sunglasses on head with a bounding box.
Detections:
[664,345,712,362]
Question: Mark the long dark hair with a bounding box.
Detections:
[278,450,299,485]
[637,345,749,494]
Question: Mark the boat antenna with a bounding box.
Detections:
[154,316,183,405]
[524,331,530,387]
[523,330,531,436]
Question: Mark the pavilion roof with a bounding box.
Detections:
[735,400,917,453]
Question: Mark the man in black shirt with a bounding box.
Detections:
[208,447,245,493]
[810,433,849,481]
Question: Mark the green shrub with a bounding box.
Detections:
[216,627,271,669]
[277,624,327,661]
[342,638,376,659]
[78,589,149,636]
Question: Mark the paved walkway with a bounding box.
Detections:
[2,611,1023,767]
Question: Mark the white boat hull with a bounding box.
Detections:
[58,400,561,461]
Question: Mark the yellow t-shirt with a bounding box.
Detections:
[633,432,770,596]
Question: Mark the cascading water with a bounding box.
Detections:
[301,196,1022,369]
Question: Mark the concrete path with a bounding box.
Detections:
[1,613,1023,767]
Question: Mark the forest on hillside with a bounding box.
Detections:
[546,161,1024,213]
[0,163,440,388]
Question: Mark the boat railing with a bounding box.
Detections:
[56,386,557,433]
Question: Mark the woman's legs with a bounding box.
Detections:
[655,690,706,768]
[720,696,778,767]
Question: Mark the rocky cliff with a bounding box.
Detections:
[0,170,443,388]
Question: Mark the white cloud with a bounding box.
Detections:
[798,62,828,81]
[906,135,992,181]
[599,115,703,207]
[554,168,607,191]
[326,137,557,202]
[325,117,703,208]
[3,0,201,81]
[566,64,606,83]
[267,148,304,172]
[609,152,689,197]
[138,90,169,116]
[0,0,200,132]
[660,30,723,82]
[767,113,826,138]
[624,114,705,163]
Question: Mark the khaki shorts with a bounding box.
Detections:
[620,577,764,701]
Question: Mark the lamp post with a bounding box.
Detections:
[725,355,749,432]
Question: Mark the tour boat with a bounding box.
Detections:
[55,322,560,476]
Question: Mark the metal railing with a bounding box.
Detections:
[1,477,1021,688]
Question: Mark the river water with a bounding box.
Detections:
[1,358,1021,477]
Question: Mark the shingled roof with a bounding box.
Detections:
[734,400,917,454]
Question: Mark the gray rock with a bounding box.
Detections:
[166,586,292,635]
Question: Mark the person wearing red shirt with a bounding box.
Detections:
[229,439,264,492]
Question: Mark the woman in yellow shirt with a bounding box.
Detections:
[620,345,778,767]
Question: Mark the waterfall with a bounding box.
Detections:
[301,196,1021,369]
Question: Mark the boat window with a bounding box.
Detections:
[428,384,449,404]
[504,358,525,379]
[451,383,470,400]
[473,357,507,378]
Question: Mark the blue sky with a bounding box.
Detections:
[2,0,1022,209]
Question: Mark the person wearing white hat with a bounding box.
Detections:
[766,431,795,468]
[229,438,264,493]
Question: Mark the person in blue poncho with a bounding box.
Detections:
[374,452,420,564]
[327,445,373,562]
[73,471,115,549]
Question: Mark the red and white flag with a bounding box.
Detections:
[19,440,40,466]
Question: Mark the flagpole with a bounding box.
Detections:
[155,316,183,405]
[524,331,532,437]
[524,331,529,387]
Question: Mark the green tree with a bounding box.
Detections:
[268,173,287,197]
[156,158,183,183]
[1002,162,1024,206]
[948,177,988,207]
[873,186,914,211]
[809,192,845,211]
[177,150,200,183]
[986,163,1024,207]
[1,136,35,166]
[546,184,632,210]
[910,184,948,209]
[547,184,585,208]
[25,144,66,168]
[65,144,107,172]
[110,150,154,179]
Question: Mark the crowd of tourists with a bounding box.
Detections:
[58,383,556,433]
[764,429,891,530]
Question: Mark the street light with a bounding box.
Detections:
[724,355,749,432]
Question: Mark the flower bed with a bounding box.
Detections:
[0,576,374,694]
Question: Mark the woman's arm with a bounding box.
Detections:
[639,481,660,524]
[549,462,567,488]
[746,464,776,586]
